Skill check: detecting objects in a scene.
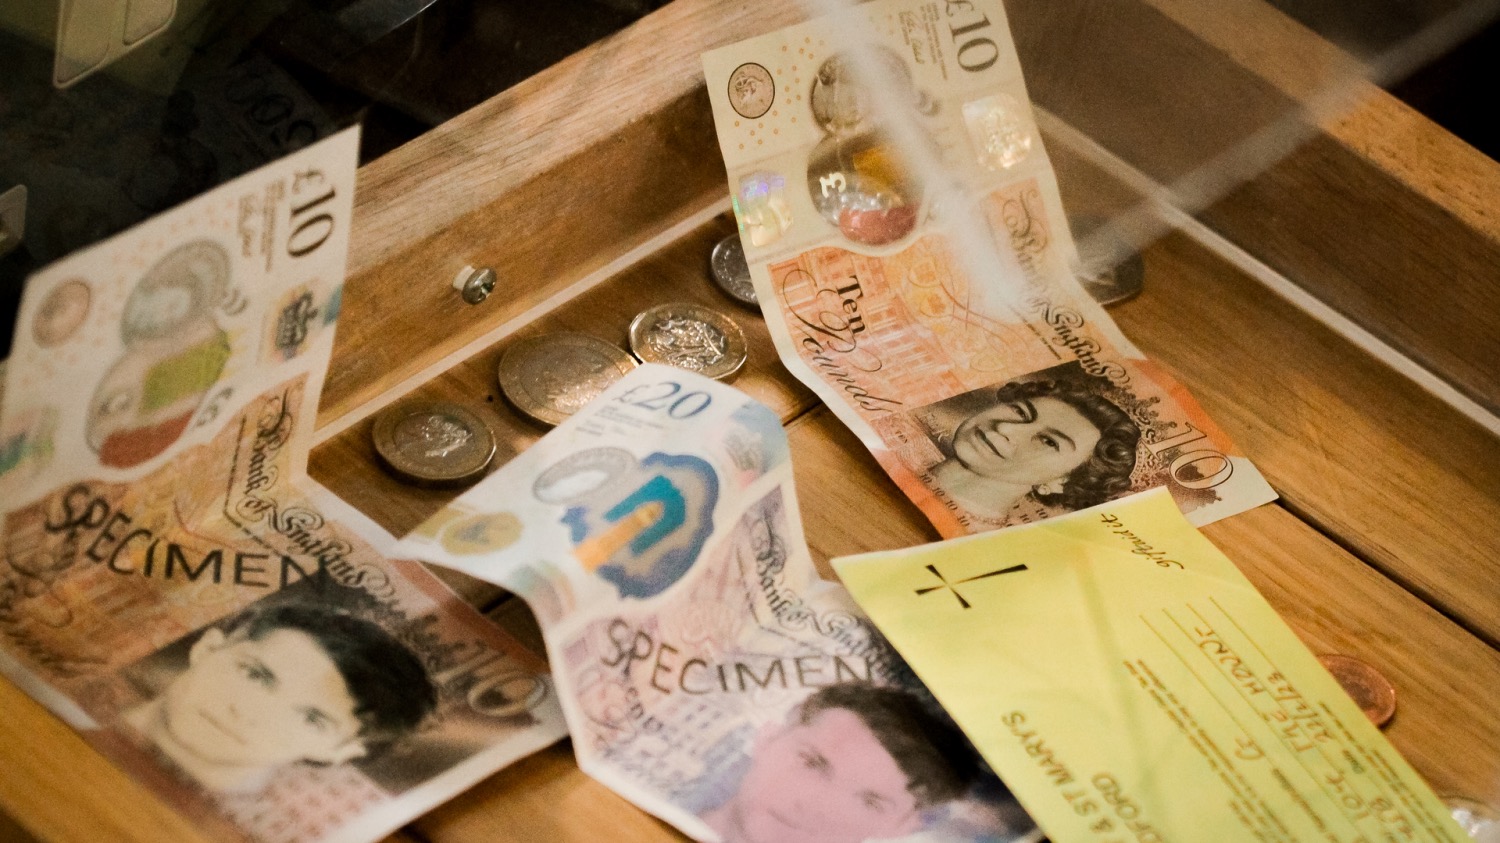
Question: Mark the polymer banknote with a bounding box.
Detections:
[702,0,1276,537]
[0,128,566,843]
[399,364,1043,843]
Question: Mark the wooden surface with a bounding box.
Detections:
[314,207,1500,838]
[0,679,213,843]
[324,0,1500,421]
[4,0,1500,840]
[311,214,813,546]
[1150,0,1500,245]
[320,0,811,426]
[1019,0,1500,414]
[1199,128,1500,414]
[788,409,1500,805]
[403,207,1500,838]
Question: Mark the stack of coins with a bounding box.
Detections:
[628,302,748,381]
[371,401,497,486]
[497,332,639,427]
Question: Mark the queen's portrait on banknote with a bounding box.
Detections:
[699,681,982,843]
[122,600,436,794]
[910,367,1141,527]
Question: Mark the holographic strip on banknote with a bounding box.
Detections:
[0,128,566,843]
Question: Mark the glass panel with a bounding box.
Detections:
[0,0,672,352]
[1,0,1495,361]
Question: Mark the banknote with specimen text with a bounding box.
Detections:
[399,364,1043,843]
[0,128,566,843]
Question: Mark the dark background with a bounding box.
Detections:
[1388,20,1500,160]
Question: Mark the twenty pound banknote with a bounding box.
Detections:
[399,364,1043,843]
[0,129,566,843]
[702,0,1276,536]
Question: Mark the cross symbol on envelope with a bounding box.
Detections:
[913,562,1029,609]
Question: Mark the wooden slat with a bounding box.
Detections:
[1010,0,1298,206]
[1199,131,1500,414]
[309,214,816,604]
[1020,0,1500,412]
[1149,0,1500,245]
[320,0,811,426]
[412,744,689,843]
[1111,226,1500,647]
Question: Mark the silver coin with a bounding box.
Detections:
[710,235,757,307]
[628,303,748,381]
[1071,215,1145,307]
[372,401,496,486]
[497,332,638,427]
[1077,251,1145,307]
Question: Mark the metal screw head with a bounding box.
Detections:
[459,267,497,305]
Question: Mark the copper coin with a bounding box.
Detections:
[839,203,918,246]
[1317,654,1397,728]
[372,401,496,486]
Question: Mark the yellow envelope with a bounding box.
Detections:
[835,489,1463,842]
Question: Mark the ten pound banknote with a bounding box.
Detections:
[702,0,1277,537]
[399,364,1044,843]
[0,128,566,843]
